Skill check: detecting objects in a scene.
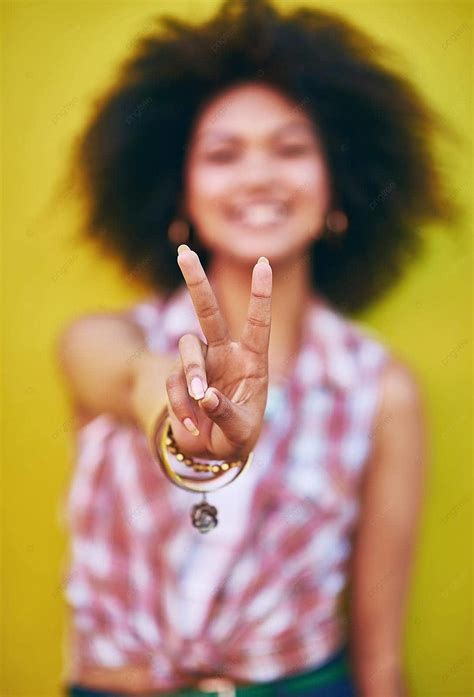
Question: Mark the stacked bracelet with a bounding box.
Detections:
[147,406,254,533]
[165,426,245,474]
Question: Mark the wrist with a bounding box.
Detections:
[129,349,173,436]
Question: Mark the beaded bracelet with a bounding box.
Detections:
[165,424,246,474]
[147,406,253,533]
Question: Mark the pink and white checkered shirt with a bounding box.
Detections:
[61,285,391,691]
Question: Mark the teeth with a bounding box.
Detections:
[238,203,287,226]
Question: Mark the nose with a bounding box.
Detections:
[237,149,279,189]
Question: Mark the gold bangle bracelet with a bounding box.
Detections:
[158,416,253,493]
[147,406,253,493]
[146,405,254,532]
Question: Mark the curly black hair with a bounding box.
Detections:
[60,0,461,314]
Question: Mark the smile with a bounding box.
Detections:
[228,201,289,229]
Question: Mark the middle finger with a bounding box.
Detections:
[240,257,273,357]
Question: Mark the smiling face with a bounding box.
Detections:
[183,82,333,266]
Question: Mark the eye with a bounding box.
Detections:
[204,150,237,163]
[278,143,312,156]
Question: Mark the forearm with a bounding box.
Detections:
[348,594,408,697]
[350,649,408,697]
[129,349,174,436]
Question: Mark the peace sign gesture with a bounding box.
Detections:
[165,244,272,461]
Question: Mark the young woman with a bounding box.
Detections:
[56,1,456,695]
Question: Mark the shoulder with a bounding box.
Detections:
[57,292,167,345]
[337,312,426,441]
[377,354,425,418]
[334,311,421,404]
[367,353,427,483]
[56,308,143,354]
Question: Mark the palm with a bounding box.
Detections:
[200,342,268,451]
[167,247,272,461]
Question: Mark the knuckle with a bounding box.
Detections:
[247,315,270,329]
[170,397,188,414]
[187,275,206,290]
[184,361,202,377]
[240,339,261,356]
[215,399,233,422]
[165,372,181,391]
[199,304,219,320]
[208,335,229,349]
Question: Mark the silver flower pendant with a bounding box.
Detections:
[191,495,218,533]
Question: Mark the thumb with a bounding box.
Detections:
[199,387,249,447]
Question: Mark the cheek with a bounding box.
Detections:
[289,159,331,208]
[187,165,231,209]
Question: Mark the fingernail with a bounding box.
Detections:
[201,389,219,411]
[257,256,269,264]
[183,417,199,436]
[178,244,190,255]
[190,377,205,400]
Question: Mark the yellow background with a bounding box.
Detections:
[1,1,472,695]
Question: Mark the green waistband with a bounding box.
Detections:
[171,649,350,696]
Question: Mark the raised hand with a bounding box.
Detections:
[164,244,272,461]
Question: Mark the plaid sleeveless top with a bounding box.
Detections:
[61,285,391,691]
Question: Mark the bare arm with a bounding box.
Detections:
[55,312,173,429]
[55,245,273,460]
[348,357,428,697]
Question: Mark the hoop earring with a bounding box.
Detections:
[167,218,190,246]
[325,209,348,235]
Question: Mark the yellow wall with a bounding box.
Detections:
[2,1,471,695]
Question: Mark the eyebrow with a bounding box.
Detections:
[195,120,316,144]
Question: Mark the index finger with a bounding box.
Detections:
[177,245,230,347]
[240,256,272,356]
